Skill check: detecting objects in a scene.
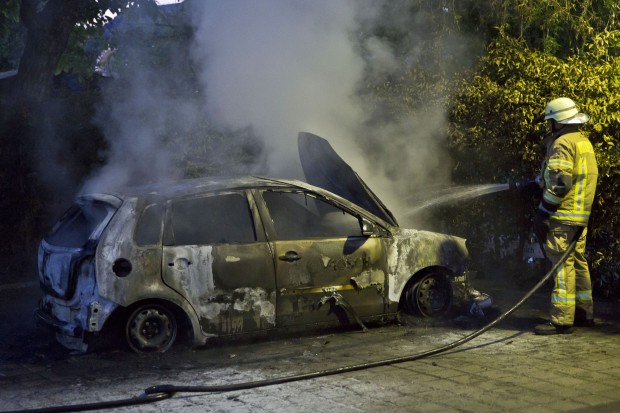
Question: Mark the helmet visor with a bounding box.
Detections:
[557,113,590,124]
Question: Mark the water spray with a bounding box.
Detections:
[403,178,541,219]
[404,183,510,217]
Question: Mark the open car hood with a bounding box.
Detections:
[298,132,398,227]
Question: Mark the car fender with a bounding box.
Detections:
[94,200,208,345]
[386,228,470,303]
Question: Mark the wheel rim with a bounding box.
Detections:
[412,273,452,317]
[126,304,177,353]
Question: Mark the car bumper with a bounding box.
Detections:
[35,306,83,338]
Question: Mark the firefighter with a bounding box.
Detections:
[533,97,598,335]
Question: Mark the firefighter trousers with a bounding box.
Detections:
[544,222,593,326]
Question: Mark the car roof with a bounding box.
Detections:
[93,176,306,199]
[80,175,396,228]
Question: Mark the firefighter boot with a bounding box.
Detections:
[574,318,596,327]
[534,322,574,335]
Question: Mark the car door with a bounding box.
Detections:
[259,189,388,328]
[161,191,277,337]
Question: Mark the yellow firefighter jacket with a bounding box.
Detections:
[539,128,598,226]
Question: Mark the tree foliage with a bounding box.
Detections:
[0,1,162,277]
[452,0,619,56]
[0,0,24,71]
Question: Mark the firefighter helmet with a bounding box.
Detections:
[544,97,589,124]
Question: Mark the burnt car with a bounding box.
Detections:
[36,132,490,353]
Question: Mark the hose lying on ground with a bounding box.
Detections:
[3,227,584,413]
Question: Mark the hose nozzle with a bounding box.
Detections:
[509,178,540,191]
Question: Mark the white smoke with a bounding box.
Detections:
[190,0,368,178]
[187,0,479,223]
[85,0,481,225]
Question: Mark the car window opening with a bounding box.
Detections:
[169,193,256,246]
[263,191,362,240]
[45,201,114,248]
[134,203,164,246]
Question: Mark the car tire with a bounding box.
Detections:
[402,271,453,318]
[125,303,178,353]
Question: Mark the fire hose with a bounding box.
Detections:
[3,227,584,413]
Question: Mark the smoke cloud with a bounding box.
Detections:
[85,0,481,225]
[190,0,367,178]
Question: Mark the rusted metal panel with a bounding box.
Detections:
[162,243,276,336]
[274,237,387,326]
[97,199,169,306]
[386,228,469,303]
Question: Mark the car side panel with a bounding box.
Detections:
[162,243,276,336]
[97,199,170,307]
[160,190,277,337]
[273,237,388,327]
[251,188,390,327]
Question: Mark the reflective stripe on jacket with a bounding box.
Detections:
[540,130,598,226]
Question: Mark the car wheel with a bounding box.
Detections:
[125,303,177,353]
[403,271,452,318]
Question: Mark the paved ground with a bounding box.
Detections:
[1,272,620,413]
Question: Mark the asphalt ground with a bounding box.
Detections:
[1,271,620,413]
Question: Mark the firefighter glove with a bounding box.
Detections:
[533,209,550,243]
[510,178,543,197]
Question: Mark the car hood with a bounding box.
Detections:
[298,132,398,227]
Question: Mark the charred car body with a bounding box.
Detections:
[36,133,490,353]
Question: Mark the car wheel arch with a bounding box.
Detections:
[398,266,454,318]
[106,298,195,352]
